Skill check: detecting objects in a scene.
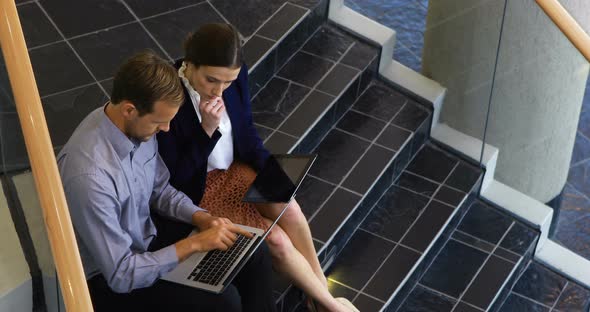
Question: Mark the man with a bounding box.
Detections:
[57,51,276,311]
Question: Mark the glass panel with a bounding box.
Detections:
[0,54,64,311]
[482,0,590,256]
[345,0,509,171]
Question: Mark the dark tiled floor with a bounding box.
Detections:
[499,261,590,312]
[324,144,482,310]
[397,199,539,311]
[2,0,322,172]
[345,0,427,72]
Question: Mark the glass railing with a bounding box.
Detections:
[0,47,65,312]
[0,0,91,310]
[480,0,590,254]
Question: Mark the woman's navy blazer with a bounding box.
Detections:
[157,61,270,205]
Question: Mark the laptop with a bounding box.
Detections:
[161,154,317,293]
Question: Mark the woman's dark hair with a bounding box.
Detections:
[184,23,242,69]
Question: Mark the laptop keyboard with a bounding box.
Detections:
[186,233,255,286]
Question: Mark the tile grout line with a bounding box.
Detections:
[569,157,590,170]
[306,173,364,197]
[392,183,437,201]
[379,160,462,311]
[243,2,290,42]
[312,237,325,244]
[357,228,424,256]
[450,222,515,312]
[140,1,208,21]
[120,0,174,62]
[254,33,278,43]
[403,167,471,194]
[453,228,521,259]
[307,99,406,224]
[351,130,421,247]
[511,291,556,310]
[342,114,435,304]
[16,0,36,6]
[205,1,233,31]
[393,182,459,209]
[326,278,387,304]
[349,107,395,124]
[39,81,101,100]
[333,127,395,152]
[309,102,415,251]
[35,2,110,98]
[449,236,517,267]
[265,40,357,148]
[248,5,310,72]
[416,282,463,303]
[27,39,65,52]
[550,281,568,311]
[253,22,324,109]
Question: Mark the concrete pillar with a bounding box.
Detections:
[423,0,590,202]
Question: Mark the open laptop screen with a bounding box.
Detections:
[242,154,316,203]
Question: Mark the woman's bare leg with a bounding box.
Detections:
[263,220,348,312]
[256,200,327,286]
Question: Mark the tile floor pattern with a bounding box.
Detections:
[499,261,590,312]
[324,144,483,311]
[344,0,426,72]
[397,199,538,312]
[0,0,325,172]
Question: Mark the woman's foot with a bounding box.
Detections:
[336,297,360,312]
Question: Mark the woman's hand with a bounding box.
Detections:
[199,96,225,137]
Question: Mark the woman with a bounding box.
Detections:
[157,23,358,312]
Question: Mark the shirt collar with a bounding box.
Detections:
[99,104,137,160]
[178,61,201,103]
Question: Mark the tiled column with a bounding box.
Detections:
[422,0,590,202]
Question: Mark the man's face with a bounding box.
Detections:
[126,100,179,142]
[186,64,241,101]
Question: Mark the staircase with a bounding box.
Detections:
[2,0,590,311]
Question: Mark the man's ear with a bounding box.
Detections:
[120,101,137,120]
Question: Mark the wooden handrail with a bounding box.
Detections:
[536,0,590,62]
[0,1,93,311]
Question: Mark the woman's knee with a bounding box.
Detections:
[281,200,307,224]
[265,226,293,259]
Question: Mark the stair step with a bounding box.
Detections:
[268,81,432,307]
[253,23,382,156]
[393,199,540,312]
[324,143,484,311]
[497,260,590,311]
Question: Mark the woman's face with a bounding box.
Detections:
[186,63,241,101]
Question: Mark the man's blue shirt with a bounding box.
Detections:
[58,107,204,293]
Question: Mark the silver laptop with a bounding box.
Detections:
[161,154,316,293]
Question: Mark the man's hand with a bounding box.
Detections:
[174,221,253,262]
[191,211,231,230]
[199,96,225,137]
[189,223,253,252]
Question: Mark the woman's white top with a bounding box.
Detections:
[179,62,234,172]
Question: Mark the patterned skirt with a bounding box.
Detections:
[199,162,267,230]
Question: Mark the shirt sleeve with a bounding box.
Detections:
[64,173,179,293]
[149,151,206,223]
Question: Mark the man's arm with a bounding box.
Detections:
[65,174,178,293]
[149,152,205,223]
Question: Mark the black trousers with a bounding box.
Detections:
[87,215,276,312]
